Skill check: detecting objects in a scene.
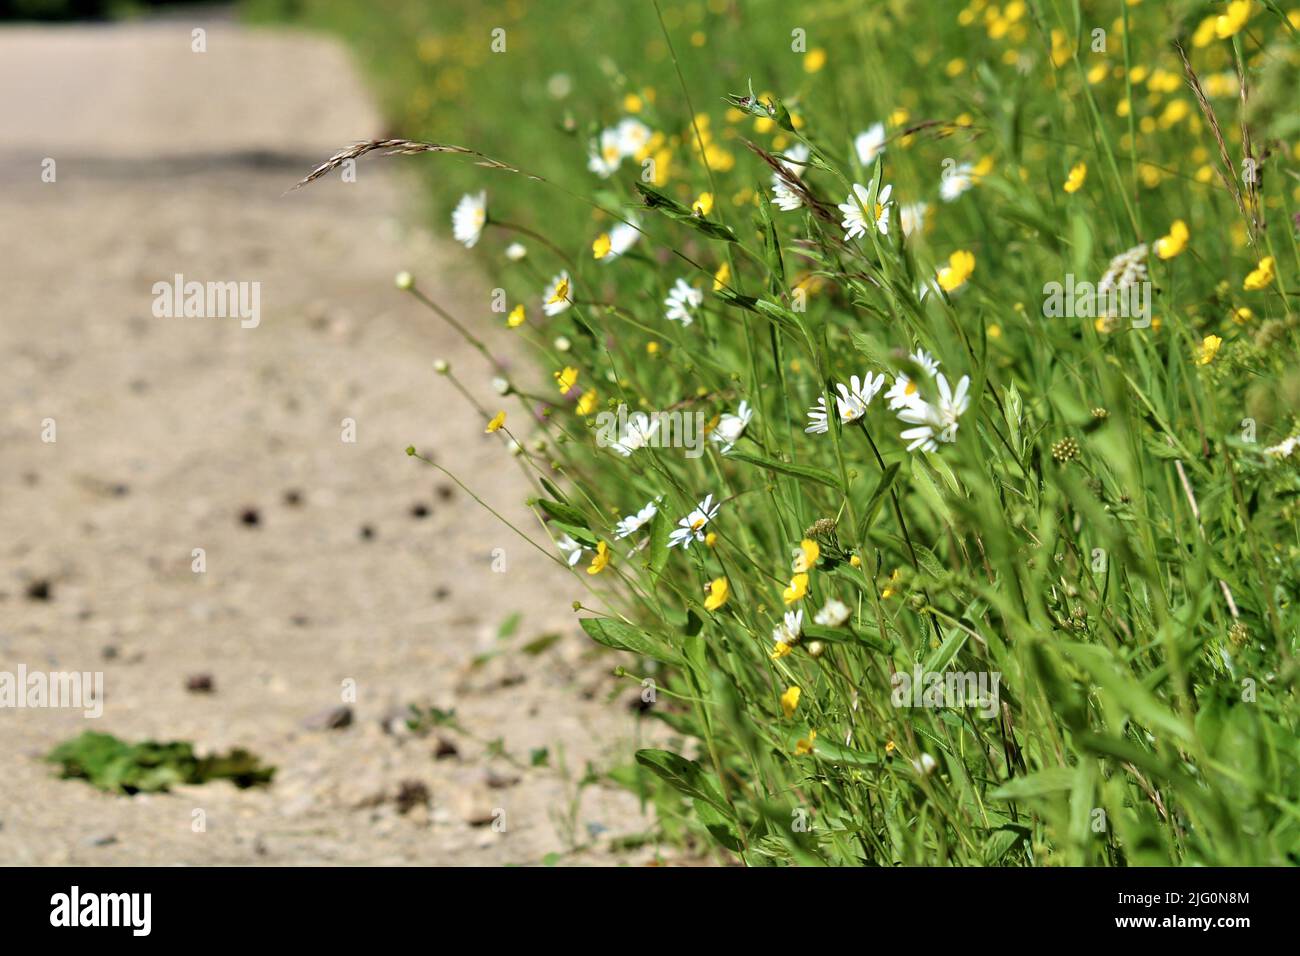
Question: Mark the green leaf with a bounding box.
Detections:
[990,767,1077,800]
[647,508,670,578]
[729,450,846,491]
[635,749,734,819]
[579,617,682,665]
[858,462,900,539]
[634,182,737,242]
[532,497,589,528]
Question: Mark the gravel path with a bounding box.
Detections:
[0,12,655,865]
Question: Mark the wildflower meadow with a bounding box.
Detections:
[272,0,1300,866]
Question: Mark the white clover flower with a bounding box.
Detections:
[614,499,659,539]
[772,609,803,646]
[668,494,720,549]
[771,177,803,212]
[886,349,940,411]
[451,190,487,248]
[611,411,661,456]
[542,271,573,316]
[664,278,703,325]
[1098,243,1149,295]
[556,533,587,567]
[505,242,527,261]
[814,598,851,627]
[838,183,892,240]
[900,201,928,239]
[711,400,753,454]
[898,373,971,452]
[854,122,887,166]
[940,162,974,202]
[588,128,623,178]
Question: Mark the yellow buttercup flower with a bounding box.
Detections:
[1244,255,1275,290]
[704,576,729,611]
[1195,334,1223,366]
[880,569,901,599]
[586,540,610,575]
[554,366,578,393]
[803,47,827,73]
[576,388,598,416]
[770,641,793,660]
[547,275,570,306]
[795,729,817,755]
[849,554,862,568]
[1232,307,1254,324]
[485,411,506,433]
[780,685,801,718]
[592,233,612,259]
[792,539,820,573]
[623,92,643,113]
[783,572,809,605]
[937,250,976,292]
[692,192,714,216]
[1154,219,1189,259]
[1063,161,1087,194]
[507,304,526,328]
[1215,0,1251,38]
[713,261,730,291]
[704,531,718,548]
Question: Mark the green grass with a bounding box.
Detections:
[256,0,1300,865]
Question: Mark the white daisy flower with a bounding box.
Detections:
[940,163,975,202]
[615,117,653,158]
[505,242,527,261]
[873,183,895,234]
[664,278,703,325]
[886,349,940,411]
[599,220,640,262]
[771,177,803,211]
[542,271,572,316]
[899,201,928,239]
[838,183,892,240]
[898,373,971,452]
[556,533,587,567]
[813,598,851,627]
[805,396,831,434]
[452,190,487,248]
[588,128,623,178]
[614,499,659,539]
[668,494,720,550]
[611,411,661,456]
[806,374,886,433]
[854,123,887,166]
[710,400,753,454]
[836,373,886,422]
[772,609,804,646]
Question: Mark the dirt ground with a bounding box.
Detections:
[0,12,660,865]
